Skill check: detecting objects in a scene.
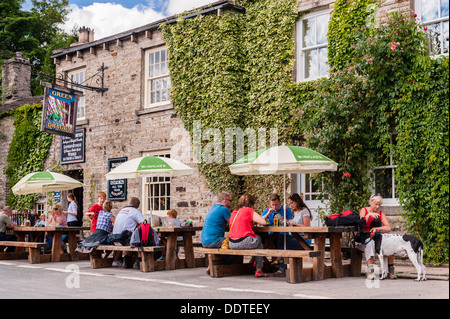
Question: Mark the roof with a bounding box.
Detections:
[51,0,245,59]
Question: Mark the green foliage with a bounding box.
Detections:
[0,0,75,95]
[163,0,448,262]
[4,104,54,209]
[306,11,448,263]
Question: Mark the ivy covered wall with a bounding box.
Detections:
[162,0,448,263]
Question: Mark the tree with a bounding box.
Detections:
[0,0,76,95]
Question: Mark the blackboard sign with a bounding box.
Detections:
[107,157,127,201]
[60,128,85,164]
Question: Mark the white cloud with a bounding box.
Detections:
[165,0,215,16]
[63,3,166,40]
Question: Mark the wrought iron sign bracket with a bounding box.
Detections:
[35,63,109,96]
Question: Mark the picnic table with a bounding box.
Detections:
[254,225,361,280]
[153,226,204,270]
[197,225,361,283]
[8,226,89,263]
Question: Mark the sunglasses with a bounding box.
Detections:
[53,207,59,210]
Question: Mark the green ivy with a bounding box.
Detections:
[162,0,448,263]
[4,104,54,209]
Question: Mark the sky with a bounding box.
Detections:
[22,0,215,39]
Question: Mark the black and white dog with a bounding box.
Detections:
[355,232,427,281]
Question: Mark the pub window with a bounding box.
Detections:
[144,47,171,108]
[67,68,86,120]
[142,151,171,217]
[415,0,449,56]
[297,10,330,82]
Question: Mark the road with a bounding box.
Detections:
[0,259,447,303]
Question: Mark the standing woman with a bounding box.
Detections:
[359,194,396,279]
[65,193,79,227]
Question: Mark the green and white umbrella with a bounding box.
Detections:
[105,156,194,224]
[12,171,83,195]
[229,145,338,176]
[105,156,194,179]
[229,145,338,248]
[12,171,83,226]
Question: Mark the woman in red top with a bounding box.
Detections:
[229,194,271,277]
[359,194,396,279]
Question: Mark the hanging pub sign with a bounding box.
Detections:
[40,81,82,138]
[107,157,128,201]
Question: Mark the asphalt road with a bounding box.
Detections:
[1,259,447,303]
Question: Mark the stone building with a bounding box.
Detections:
[1,0,447,230]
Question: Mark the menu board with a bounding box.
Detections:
[107,157,127,201]
[60,128,85,164]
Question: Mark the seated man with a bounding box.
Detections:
[262,194,293,226]
[111,197,145,268]
[0,206,17,252]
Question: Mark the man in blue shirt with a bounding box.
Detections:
[201,191,232,248]
[262,193,293,226]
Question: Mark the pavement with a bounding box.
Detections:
[0,257,447,301]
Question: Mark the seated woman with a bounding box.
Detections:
[229,194,271,278]
[46,204,67,253]
[274,193,312,276]
[358,194,395,279]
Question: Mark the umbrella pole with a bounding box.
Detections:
[284,174,286,250]
[45,193,48,226]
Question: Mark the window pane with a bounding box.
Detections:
[154,51,160,64]
[375,168,393,199]
[421,0,439,22]
[441,0,449,18]
[149,52,154,65]
[319,47,329,76]
[316,14,329,45]
[304,49,318,79]
[302,17,316,47]
[443,20,449,53]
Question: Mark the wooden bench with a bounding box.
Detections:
[89,245,165,272]
[197,247,321,284]
[0,241,47,264]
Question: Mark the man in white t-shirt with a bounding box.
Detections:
[112,197,145,235]
[111,197,145,268]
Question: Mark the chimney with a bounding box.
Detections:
[1,52,32,98]
[78,26,94,43]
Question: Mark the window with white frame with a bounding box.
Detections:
[297,10,330,82]
[67,68,86,120]
[142,151,171,216]
[416,0,449,56]
[144,47,171,108]
[372,135,398,205]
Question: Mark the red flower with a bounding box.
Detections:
[413,14,417,18]
[410,79,413,83]
[424,27,428,31]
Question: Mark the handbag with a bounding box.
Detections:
[221,209,241,249]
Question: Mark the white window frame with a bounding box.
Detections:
[415,0,449,57]
[370,135,399,206]
[144,47,171,108]
[67,68,86,120]
[296,10,330,82]
[141,150,171,218]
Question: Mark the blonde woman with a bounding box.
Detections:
[359,194,396,279]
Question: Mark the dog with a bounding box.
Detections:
[355,232,427,281]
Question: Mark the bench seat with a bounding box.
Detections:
[196,247,321,284]
[89,245,165,272]
[0,241,47,264]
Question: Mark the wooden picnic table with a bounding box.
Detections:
[253,225,361,280]
[12,226,89,263]
[153,226,204,270]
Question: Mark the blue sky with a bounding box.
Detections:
[22,0,214,39]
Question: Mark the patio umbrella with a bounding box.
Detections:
[229,144,338,248]
[105,156,194,224]
[12,171,83,225]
